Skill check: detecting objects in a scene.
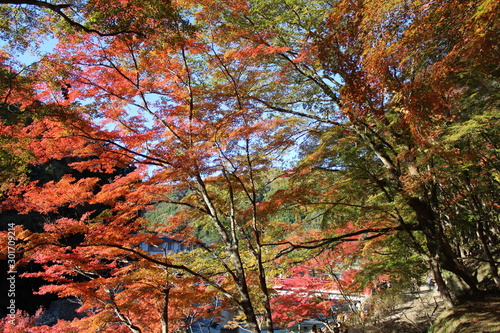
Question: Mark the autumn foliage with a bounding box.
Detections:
[0,0,499,332]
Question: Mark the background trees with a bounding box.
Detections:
[0,0,499,331]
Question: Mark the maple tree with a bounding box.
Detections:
[0,0,184,44]
[0,0,499,331]
[239,0,500,307]
[270,246,367,332]
[2,2,303,331]
[0,53,38,191]
[318,0,499,305]
[0,309,44,332]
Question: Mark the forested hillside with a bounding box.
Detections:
[0,0,498,332]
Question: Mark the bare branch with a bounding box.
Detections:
[267,224,420,258]
[1,0,142,36]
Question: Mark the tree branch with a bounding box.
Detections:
[1,0,142,36]
[268,224,420,258]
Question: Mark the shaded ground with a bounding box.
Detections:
[360,285,445,333]
[351,288,500,333]
[428,293,500,333]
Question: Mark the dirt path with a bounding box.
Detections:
[353,285,445,333]
[351,288,500,333]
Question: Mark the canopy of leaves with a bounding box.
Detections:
[0,0,499,331]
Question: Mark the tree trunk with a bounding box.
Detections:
[429,257,455,308]
[161,286,171,333]
[239,298,261,333]
[230,248,261,333]
[477,221,500,288]
[408,197,480,296]
[256,253,274,333]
